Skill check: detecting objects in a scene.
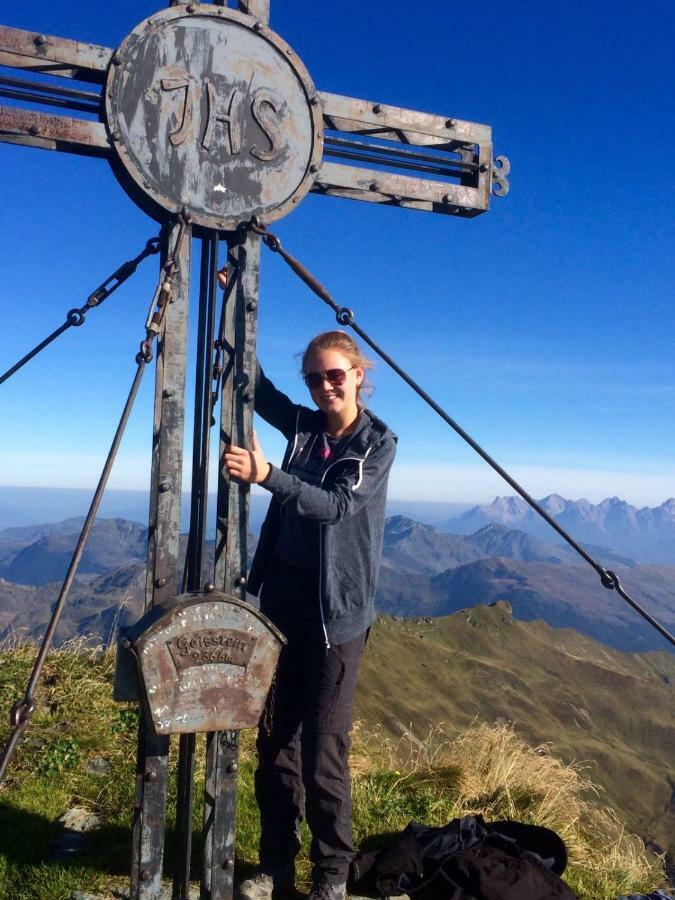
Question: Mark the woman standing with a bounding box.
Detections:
[225,330,397,900]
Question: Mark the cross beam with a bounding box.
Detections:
[0,23,508,215]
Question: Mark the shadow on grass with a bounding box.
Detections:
[0,805,277,891]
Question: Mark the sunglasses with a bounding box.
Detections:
[303,366,355,390]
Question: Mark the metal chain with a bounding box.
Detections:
[0,236,162,387]
[0,213,191,785]
[248,218,675,650]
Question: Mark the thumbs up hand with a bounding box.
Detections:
[224,430,272,485]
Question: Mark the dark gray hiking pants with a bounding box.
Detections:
[256,564,367,885]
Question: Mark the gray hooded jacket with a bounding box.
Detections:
[247,366,397,647]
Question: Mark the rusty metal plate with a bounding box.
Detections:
[129,591,285,735]
[105,4,323,230]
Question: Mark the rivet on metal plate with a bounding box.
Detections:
[373,104,382,114]
[445,119,455,129]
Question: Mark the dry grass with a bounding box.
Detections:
[349,719,667,899]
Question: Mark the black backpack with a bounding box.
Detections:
[350,816,578,900]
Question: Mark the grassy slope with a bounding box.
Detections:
[355,603,675,852]
[0,613,671,899]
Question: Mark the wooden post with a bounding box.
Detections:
[131,220,191,899]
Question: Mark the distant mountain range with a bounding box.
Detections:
[0,505,673,653]
[446,494,675,564]
[377,515,674,652]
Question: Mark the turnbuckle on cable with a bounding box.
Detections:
[0,234,162,387]
[138,210,191,364]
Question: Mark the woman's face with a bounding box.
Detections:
[304,348,363,418]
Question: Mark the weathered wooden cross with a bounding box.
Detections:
[0,2,508,898]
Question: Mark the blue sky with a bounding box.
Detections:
[1,0,674,507]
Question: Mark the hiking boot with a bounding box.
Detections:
[306,883,347,900]
[237,866,295,900]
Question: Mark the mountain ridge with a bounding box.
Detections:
[446,494,675,563]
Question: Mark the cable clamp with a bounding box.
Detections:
[10,699,35,728]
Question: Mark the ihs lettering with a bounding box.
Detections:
[161,72,283,161]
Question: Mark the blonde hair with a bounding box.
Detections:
[301,331,374,404]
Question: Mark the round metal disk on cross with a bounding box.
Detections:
[105,4,324,230]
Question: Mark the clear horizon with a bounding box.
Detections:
[2,2,674,515]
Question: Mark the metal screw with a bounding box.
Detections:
[253,20,263,31]
[112,53,122,66]
[111,131,121,142]
[369,181,380,192]
[140,870,151,881]
[309,163,319,174]
[442,194,452,204]
[163,387,175,399]
[223,859,235,871]
[235,575,246,587]
[246,300,257,312]
[479,163,489,173]
[155,577,167,588]
[34,34,46,46]
[145,770,158,783]
[204,582,215,593]
[227,762,238,774]
[292,197,299,203]
[310,96,320,106]
[187,3,197,12]
[445,119,455,128]
[373,104,382,114]
[159,480,171,493]
[28,125,39,136]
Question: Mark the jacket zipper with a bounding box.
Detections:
[316,446,373,650]
[318,526,330,649]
